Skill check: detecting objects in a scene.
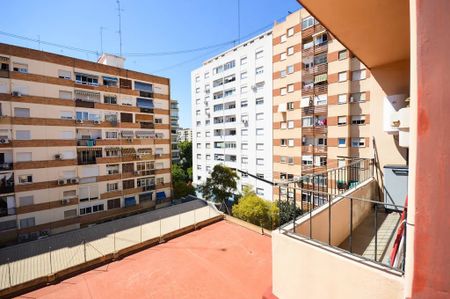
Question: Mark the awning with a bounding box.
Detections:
[103,76,118,81]
[121,131,134,137]
[124,196,136,207]
[137,98,154,109]
[135,131,155,137]
[121,148,136,154]
[77,147,102,152]
[156,191,166,200]
[74,89,100,97]
[314,74,328,83]
[105,147,121,151]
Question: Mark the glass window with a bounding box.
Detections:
[338,138,346,147]
[338,50,347,60]
[338,71,347,82]
[338,94,347,104]
[338,116,347,125]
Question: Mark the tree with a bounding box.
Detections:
[232,187,279,230]
[277,199,303,227]
[178,141,192,170]
[198,164,238,213]
[173,181,196,199]
[172,164,187,183]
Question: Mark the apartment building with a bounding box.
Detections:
[170,99,180,163]
[272,10,406,200]
[177,128,192,142]
[191,31,273,201]
[0,44,172,244]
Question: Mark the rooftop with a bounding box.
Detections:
[18,220,272,299]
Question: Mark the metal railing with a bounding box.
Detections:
[277,159,407,272]
[0,200,221,290]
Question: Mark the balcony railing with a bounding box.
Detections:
[0,163,13,171]
[77,139,97,146]
[75,99,95,108]
[0,185,14,194]
[0,207,15,217]
[0,69,9,78]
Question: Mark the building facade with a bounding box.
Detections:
[272,10,406,200]
[170,99,180,163]
[191,31,274,201]
[0,44,172,244]
[177,128,192,143]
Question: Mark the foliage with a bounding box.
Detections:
[173,181,196,199]
[232,187,279,230]
[198,164,238,213]
[172,164,187,183]
[277,199,303,227]
[178,141,192,170]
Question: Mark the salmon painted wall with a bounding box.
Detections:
[412,0,450,298]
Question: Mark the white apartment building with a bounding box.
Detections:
[177,128,192,142]
[191,30,273,201]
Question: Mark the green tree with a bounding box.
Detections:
[232,187,279,230]
[277,199,303,227]
[173,181,196,199]
[178,141,192,170]
[172,164,187,183]
[198,164,238,213]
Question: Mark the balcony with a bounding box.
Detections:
[140,122,155,129]
[314,42,328,55]
[0,69,9,78]
[75,99,95,108]
[314,84,328,95]
[274,159,406,298]
[0,163,13,171]
[77,139,96,146]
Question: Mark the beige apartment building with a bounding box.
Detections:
[272,9,406,199]
[0,44,172,245]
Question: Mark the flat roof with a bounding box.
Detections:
[19,220,272,299]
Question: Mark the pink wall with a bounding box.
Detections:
[412,0,450,298]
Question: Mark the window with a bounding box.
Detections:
[19,195,33,206]
[287,102,294,110]
[107,182,119,192]
[302,117,313,127]
[256,97,264,105]
[281,139,287,146]
[108,198,121,210]
[338,71,347,82]
[287,46,294,56]
[196,87,200,94]
[104,95,117,104]
[256,128,264,135]
[287,27,295,37]
[18,175,32,184]
[195,76,200,82]
[15,130,31,140]
[288,139,295,147]
[280,70,286,78]
[241,143,248,150]
[302,16,314,29]
[352,69,367,81]
[16,152,32,162]
[287,65,294,74]
[240,85,248,94]
[338,116,347,125]
[256,158,264,166]
[255,66,264,75]
[241,129,248,136]
[240,56,247,65]
[19,217,35,228]
[75,73,98,86]
[280,52,287,61]
[288,120,294,129]
[256,143,264,151]
[241,157,248,164]
[280,34,287,43]
[256,113,264,120]
[255,50,264,59]
[338,94,347,104]
[288,157,294,165]
[240,72,248,79]
[58,69,71,80]
[280,87,287,96]
[59,90,72,100]
[103,76,118,86]
[287,84,294,93]
[13,62,28,73]
[351,138,366,148]
[223,60,236,71]
[280,122,287,129]
[204,72,209,79]
[256,188,264,196]
[338,159,346,168]
[241,100,248,107]
[351,115,366,125]
[350,92,366,102]
[338,50,347,60]
[14,107,30,117]
[280,156,287,164]
[338,138,346,147]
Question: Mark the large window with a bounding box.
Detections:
[302,16,314,29]
[75,73,98,86]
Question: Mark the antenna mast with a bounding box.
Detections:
[116,0,123,56]
[100,26,104,54]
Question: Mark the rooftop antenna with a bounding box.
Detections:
[116,0,123,56]
[100,26,105,55]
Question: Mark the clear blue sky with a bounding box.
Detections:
[0,0,301,128]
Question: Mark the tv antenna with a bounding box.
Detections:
[116,0,123,56]
[100,26,105,54]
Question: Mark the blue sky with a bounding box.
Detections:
[0,0,301,128]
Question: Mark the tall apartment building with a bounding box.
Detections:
[170,99,180,163]
[177,128,192,142]
[272,10,406,199]
[0,44,172,244]
[191,31,274,201]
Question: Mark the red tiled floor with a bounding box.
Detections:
[18,220,272,299]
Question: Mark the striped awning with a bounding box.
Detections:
[314,74,328,83]
[121,148,136,154]
[136,131,154,137]
[74,89,100,97]
[121,131,134,137]
[105,147,121,151]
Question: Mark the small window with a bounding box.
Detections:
[287,102,294,110]
[338,50,347,60]
[287,84,294,93]
[241,143,249,150]
[13,62,28,73]
[64,209,78,219]
[280,87,287,96]
[280,70,286,78]
[350,92,366,103]
[256,143,264,150]
[255,66,264,75]
[59,90,72,100]
[240,56,248,65]
[240,85,248,94]
[287,120,294,129]
[338,116,347,125]
[18,174,32,184]
[338,138,346,147]
[287,27,295,37]
[19,217,35,228]
[256,158,264,166]
[287,46,294,56]
[256,113,264,120]
[256,128,264,135]
[241,157,248,164]
[241,129,248,136]
[352,69,367,81]
[256,97,264,105]
[288,139,295,147]
[256,188,264,196]
[14,107,30,118]
[255,50,264,59]
[287,65,294,74]
[281,122,287,129]
[241,72,248,79]
[338,71,347,82]
[280,52,287,61]
[280,156,287,164]
[204,72,209,79]
[288,157,294,165]
[338,94,347,104]
[351,115,366,125]
[280,34,287,43]
[351,138,365,148]
[241,100,248,108]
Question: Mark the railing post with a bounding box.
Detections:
[292,187,296,233]
[83,240,87,263]
[328,193,332,245]
[374,204,378,261]
[349,198,353,253]
[402,219,407,272]
[7,258,12,287]
[309,191,312,239]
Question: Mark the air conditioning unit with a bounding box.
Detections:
[57,179,65,185]
[0,137,9,144]
[70,177,79,184]
[76,119,84,124]
[61,198,70,205]
[12,91,22,97]
[94,120,101,125]
[54,154,63,160]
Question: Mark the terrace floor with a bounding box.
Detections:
[17,220,272,299]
